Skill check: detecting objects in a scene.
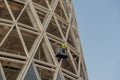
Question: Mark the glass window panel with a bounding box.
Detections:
[24,64,38,80]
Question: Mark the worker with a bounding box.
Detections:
[61,43,67,53]
[56,43,68,62]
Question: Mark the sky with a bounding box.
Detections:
[73,0,120,80]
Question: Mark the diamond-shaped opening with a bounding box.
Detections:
[57,19,68,37]
[32,0,48,8]
[55,1,67,20]
[20,29,37,52]
[24,64,38,80]
[0,0,12,20]
[0,60,25,80]
[34,38,54,64]
[0,27,26,56]
[18,5,34,27]
[36,66,54,80]
[0,25,11,44]
[36,8,48,24]
[46,17,63,39]
[7,0,24,19]
[67,29,77,49]
[61,57,76,74]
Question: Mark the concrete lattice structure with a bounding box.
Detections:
[0,0,88,80]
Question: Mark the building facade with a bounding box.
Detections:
[0,0,88,80]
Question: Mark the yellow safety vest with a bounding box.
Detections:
[61,43,67,48]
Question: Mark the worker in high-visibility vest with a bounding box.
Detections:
[61,43,67,53]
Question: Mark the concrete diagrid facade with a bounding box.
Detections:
[0,0,88,80]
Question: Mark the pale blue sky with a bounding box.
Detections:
[73,0,120,80]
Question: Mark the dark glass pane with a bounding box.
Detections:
[24,64,38,80]
[0,72,3,80]
[56,73,62,80]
